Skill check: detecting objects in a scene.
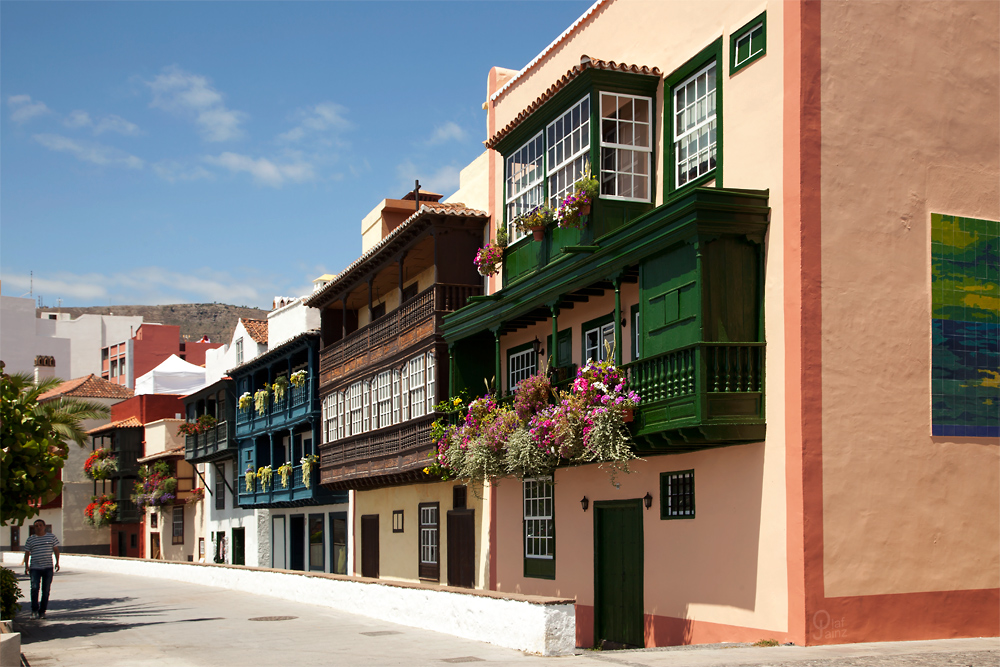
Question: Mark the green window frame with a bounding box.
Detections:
[660,470,695,520]
[630,303,641,361]
[506,341,537,392]
[523,476,555,579]
[581,312,615,365]
[730,12,766,74]
[547,327,573,369]
[665,38,723,197]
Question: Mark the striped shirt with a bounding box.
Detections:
[24,533,59,570]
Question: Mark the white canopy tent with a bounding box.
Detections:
[134,354,207,396]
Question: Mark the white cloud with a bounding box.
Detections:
[64,110,141,136]
[278,102,350,143]
[8,94,51,123]
[396,160,461,196]
[33,134,144,169]
[153,160,214,183]
[146,66,246,142]
[426,121,467,145]
[1,267,283,308]
[204,151,315,187]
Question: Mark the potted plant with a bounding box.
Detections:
[277,462,293,488]
[196,414,217,432]
[556,173,599,229]
[272,375,289,402]
[514,205,556,241]
[245,465,255,492]
[300,454,318,489]
[84,448,119,480]
[177,422,199,437]
[289,369,308,388]
[253,388,270,415]
[257,465,273,492]
[474,242,504,277]
[84,494,118,528]
[238,392,253,411]
[187,487,205,503]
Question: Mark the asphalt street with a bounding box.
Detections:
[9,567,999,667]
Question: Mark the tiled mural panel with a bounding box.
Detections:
[931,213,999,437]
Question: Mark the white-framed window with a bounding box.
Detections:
[337,390,346,440]
[392,370,401,424]
[362,380,371,432]
[674,62,717,188]
[546,96,591,208]
[376,370,392,429]
[235,337,244,366]
[401,363,410,422]
[418,502,440,580]
[349,382,363,436]
[323,394,337,443]
[505,132,545,242]
[600,92,652,201]
[425,351,435,415]
[634,309,641,361]
[508,348,536,391]
[523,477,554,559]
[584,322,615,363]
[409,355,425,419]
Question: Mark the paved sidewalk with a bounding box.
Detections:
[11,567,999,667]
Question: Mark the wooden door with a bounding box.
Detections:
[149,533,161,561]
[231,527,245,566]
[361,514,379,579]
[289,515,305,571]
[447,509,475,588]
[594,500,644,648]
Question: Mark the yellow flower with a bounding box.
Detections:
[453,397,462,406]
[423,467,430,474]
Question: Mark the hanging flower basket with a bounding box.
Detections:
[474,242,504,277]
[245,466,256,493]
[187,487,205,503]
[257,465,273,492]
[84,448,119,480]
[300,454,318,489]
[289,370,308,388]
[513,205,556,241]
[272,376,289,403]
[84,494,117,528]
[556,174,599,229]
[254,388,270,415]
[238,392,253,411]
[277,462,293,488]
[131,461,179,509]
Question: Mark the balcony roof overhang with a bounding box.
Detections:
[441,187,770,342]
[182,377,235,404]
[227,330,320,377]
[306,204,489,311]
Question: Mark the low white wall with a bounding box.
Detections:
[1,553,575,656]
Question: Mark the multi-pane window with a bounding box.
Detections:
[337,391,346,440]
[505,132,545,242]
[323,394,337,443]
[376,370,392,429]
[732,15,766,72]
[509,348,536,391]
[674,63,717,188]
[392,370,401,425]
[401,363,410,422]
[425,351,435,415]
[523,477,554,559]
[349,382,363,437]
[362,381,371,432]
[584,322,615,363]
[235,338,244,365]
[418,502,440,580]
[600,93,652,201]
[172,505,185,545]
[408,355,425,419]
[546,96,591,207]
[214,462,226,511]
[661,470,695,519]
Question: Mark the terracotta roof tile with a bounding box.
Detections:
[38,374,134,402]
[137,446,185,464]
[87,415,143,435]
[486,56,661,150]
[305,204,488,308]
[242,318,268,344]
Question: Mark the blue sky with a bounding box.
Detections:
[1,1,591,308]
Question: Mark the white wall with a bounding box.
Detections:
[201,460,258,566]
[266,298,319,347]
[0,296,72,376]
[205,319,267,380]
[266,503,349,573]
[52,313,143,379]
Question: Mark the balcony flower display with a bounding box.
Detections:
[84,448,118,480]
[132,461,178,509]
[300,454,318,489]
[272,375,289,403]
[245,465,255,492]
[289,370,308,388]
[253,388,269,415]
[84,494,117,528]
[187,487,205,503]
[514,205,556,241]
[257,465,273,492]
[277,462,293,488]
[474,243,504,277]
[556,173,599,229]
[238,392,253,411]
[177,414,217,437]
[428,355,641,485]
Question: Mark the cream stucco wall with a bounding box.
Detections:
[354,481,487,589]
[445,151,490,213]
[818,0,1000,597]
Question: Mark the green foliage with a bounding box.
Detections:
[753,639,779,647]
[0,566,23,620]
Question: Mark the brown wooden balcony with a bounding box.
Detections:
[319,284,481,387]
[318,415,436,489]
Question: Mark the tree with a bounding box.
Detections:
[1,365,110,525]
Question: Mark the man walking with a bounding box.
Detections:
[22,519,60,620]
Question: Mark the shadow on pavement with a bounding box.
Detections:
[17,596,224,643]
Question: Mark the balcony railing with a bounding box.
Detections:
[319,416,435,485]
[319,284,481,386]
[235,382,315,434]
[237,463,319,506]
[184,421,232,462]
[625,342,765,445]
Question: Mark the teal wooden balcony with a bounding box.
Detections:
[626,342,764,449]
[235,383,313,436]
[184,421,234,463]
[238,462,346,508]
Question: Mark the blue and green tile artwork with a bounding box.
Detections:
[931,213,999,437]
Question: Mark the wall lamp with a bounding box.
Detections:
[643,492,653,510]
[580,496,589,512]
[532,336,543,358]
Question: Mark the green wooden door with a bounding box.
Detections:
[594,500,644,648]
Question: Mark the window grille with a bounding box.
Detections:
[661,470,696,519]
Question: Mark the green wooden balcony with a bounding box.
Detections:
[184,421,234,463]
[626,342,764,449]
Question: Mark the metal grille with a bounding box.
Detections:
[663,470,695,518]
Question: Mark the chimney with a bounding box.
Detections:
[33,355,56,384]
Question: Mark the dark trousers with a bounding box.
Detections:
[29,568,54,615]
